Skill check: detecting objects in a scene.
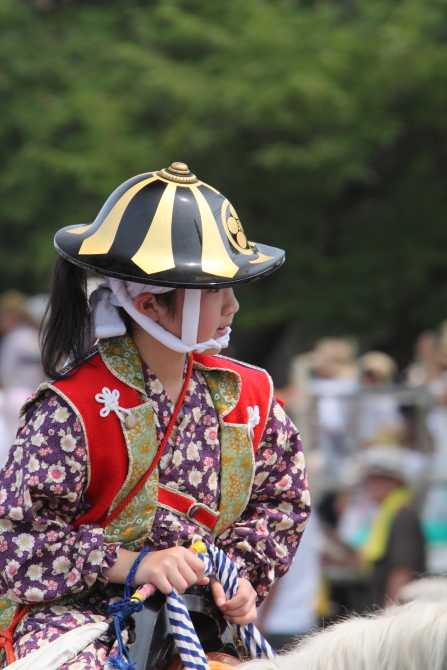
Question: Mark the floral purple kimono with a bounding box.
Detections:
[0,336,310,669]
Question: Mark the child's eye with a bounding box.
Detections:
[208,288,220,293]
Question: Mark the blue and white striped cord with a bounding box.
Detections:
[108,543,278,670]
[167,588,210,670]
[197,544,276,659]
[198,544,277,661]
[166,543,276,670]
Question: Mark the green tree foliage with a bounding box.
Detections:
[2,0,447,357]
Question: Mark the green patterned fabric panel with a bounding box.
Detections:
[213,425,255,536]
[99,336,146,393]
[199,368,240,417]
[104,403,159,550]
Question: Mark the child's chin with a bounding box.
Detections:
[200,346,222,356]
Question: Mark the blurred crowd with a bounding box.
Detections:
[2,290,447,650]
[0,290,45,463]
[261,332,447,650]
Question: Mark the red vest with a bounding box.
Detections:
[53,352,272,529]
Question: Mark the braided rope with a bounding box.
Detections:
[165,544,276,667]
[106,548,152,670]
[166,590,210,670]
[200,544,277,661]
[106,542,276,670]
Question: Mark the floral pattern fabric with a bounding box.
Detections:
[0,358,310,668]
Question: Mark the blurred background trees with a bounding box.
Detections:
[2,0,447,370]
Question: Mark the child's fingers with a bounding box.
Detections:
[169,575,189,594]
[210,575,226,608]
[136,547,207,594]
[184,550,207,580]
[224,606,257,625]
[222,579,256,612]
[177,563,202,589]
[148,566,208,595]
[150,573,176,595]
[222,591,250,611]
[223,599,256,618]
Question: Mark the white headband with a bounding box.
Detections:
[88,277,231,354]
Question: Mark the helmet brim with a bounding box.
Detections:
[55,225,284,288]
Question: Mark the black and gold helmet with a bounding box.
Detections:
[55,162,285,288]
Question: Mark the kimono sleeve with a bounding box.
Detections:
[215,397,311,603]
[0,389,120,605]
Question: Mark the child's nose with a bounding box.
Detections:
[223,289,239,315]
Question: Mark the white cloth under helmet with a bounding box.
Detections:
[89,277,231,354]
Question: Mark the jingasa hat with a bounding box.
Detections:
[55,162,284,288]
[55,163,285,355]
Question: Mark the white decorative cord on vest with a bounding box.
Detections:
[247,405,260,440]
[95,387,132,423]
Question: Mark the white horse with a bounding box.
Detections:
[244,597,447,670]
[397,575,447,604]
[9,577,447,670]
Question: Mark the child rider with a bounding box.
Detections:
[0,162,310,668]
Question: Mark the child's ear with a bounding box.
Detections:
[133,293,160,322]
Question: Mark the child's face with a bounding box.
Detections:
[197,288,239,345]
[135,288,239,347]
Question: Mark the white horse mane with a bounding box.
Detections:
[245,596,447,670]
[398,575,447,604]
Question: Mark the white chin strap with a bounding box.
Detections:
[88,277,231,354]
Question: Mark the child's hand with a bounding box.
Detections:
[210,576,257,624]
[134,546,209,594]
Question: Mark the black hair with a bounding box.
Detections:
[151,290,178,318]
[40,256,90,380]
[116,290,177,337]
[41,255,179,380]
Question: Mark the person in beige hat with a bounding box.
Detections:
[360,351,397,386]
[304,338,359,486]
[357,351,403,447]
[308,337,358,380]
[359,446,426,608]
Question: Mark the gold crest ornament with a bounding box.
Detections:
[55,163,285,287]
